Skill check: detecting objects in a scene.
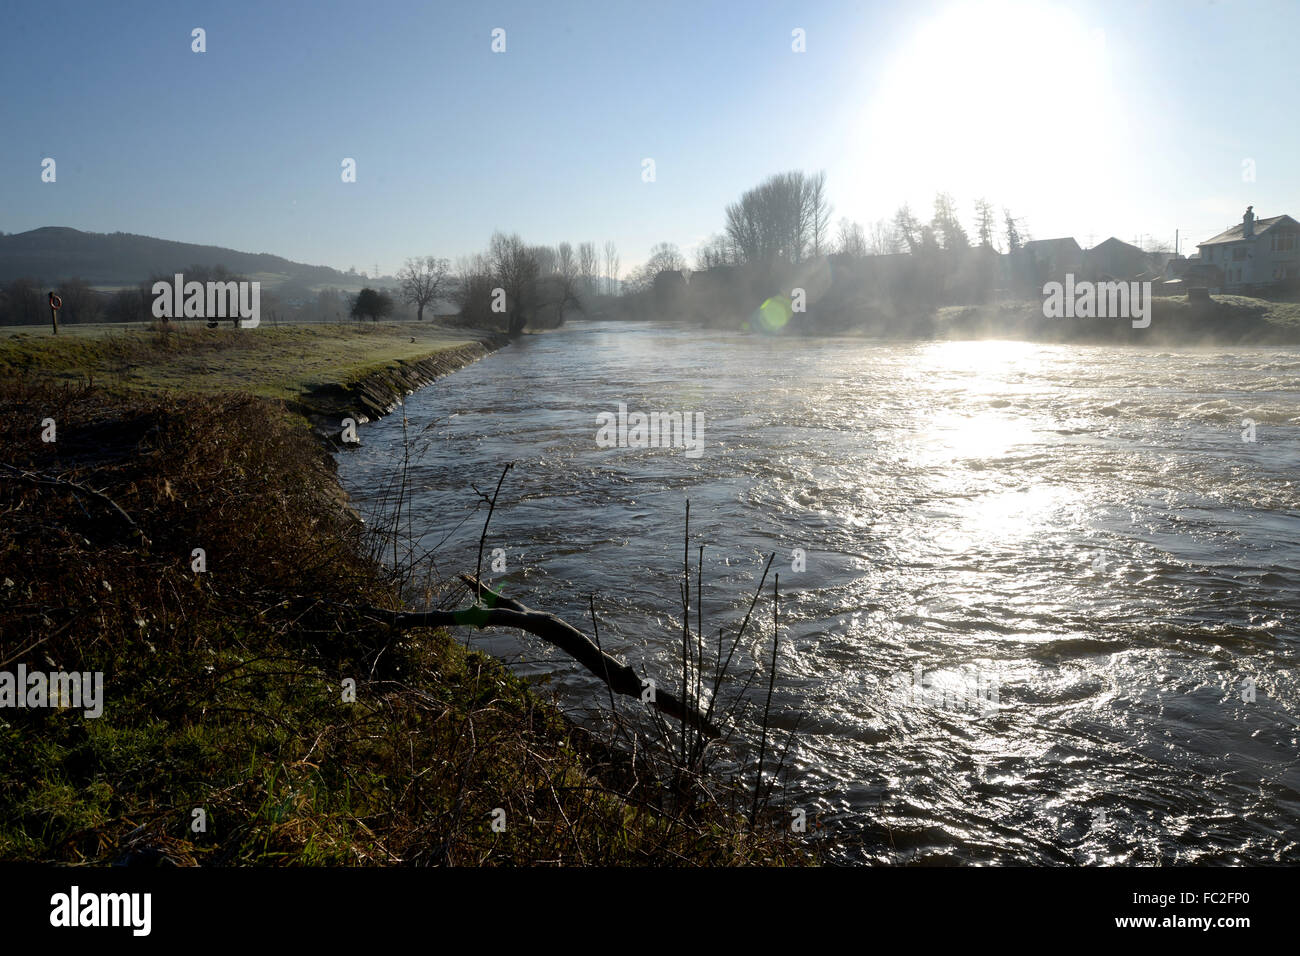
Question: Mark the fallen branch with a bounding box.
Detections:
[0,462,139,530]
[356,574,721,738]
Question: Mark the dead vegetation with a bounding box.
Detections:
[0,378,812,865]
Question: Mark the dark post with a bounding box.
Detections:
[48,292,62,335]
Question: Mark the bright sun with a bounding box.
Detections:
[845,0,1124,235]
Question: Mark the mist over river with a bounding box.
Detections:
[336,320,1300,864]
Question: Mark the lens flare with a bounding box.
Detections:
[753,295,793,333]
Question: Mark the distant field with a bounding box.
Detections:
[0,318,356,340]
[0,320,155,338]
[0,321,481,403]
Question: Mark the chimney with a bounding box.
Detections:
[1243,205,1255,238]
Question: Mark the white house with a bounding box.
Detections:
[1197,207,1299,293]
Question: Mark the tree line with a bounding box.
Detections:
[687,170,1034,270]
[443,234,620,334]
[613,170,1060,330]
[1,172,1059,333]
[0,266,362,328]
[0,231,626,334]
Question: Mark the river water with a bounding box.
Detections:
[336,319,1300,864]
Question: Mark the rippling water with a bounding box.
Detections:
[336,320,1300,864]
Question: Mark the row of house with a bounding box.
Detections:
[1020,235,1173,285]
[644,207,1297,314]
[1022,207,1299,295]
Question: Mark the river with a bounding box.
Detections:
[336,319,1300,864]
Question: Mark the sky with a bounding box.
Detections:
[2,0,1298,275]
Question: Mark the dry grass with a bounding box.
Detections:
[0,380,809,865]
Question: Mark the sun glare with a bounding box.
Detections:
[847,0,1122,230]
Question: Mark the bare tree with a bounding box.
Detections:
[55,278,101,325]
[623,242,686,295]
[315,287,347,324]
[554,241,581,322]
[1003,208,1023,253]
[452,252,495,325]
[1,278,43,325]
[869,219,900,255]
[603,240,619,296]
[725,170,824,266]
[577,241,598,295]
[397,256,451,322]
[918,224,940,255]
[695,233,734,269]
[931,192,969,250]
[489,231,540,335]
[556,242,575,277]
[974,198,998,250]
[836,218,867,257]
[531,244,558,276]
[648,242,685,273]
[807,170,832,257]
[893,204,922,254]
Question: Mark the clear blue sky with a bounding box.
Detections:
[3,0,1297,274]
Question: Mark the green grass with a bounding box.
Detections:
[0,377,805,866]
[0,322,480,404]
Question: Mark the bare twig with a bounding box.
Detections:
[750,572,779,829]
[352,574,722,738]
[589,594,620,726]
[0,462,138,531]
[473,464,513,605]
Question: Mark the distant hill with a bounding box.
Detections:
[0,227,386,293]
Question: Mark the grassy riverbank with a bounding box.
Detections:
[0,322,486,406]
[0,328,802,865]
